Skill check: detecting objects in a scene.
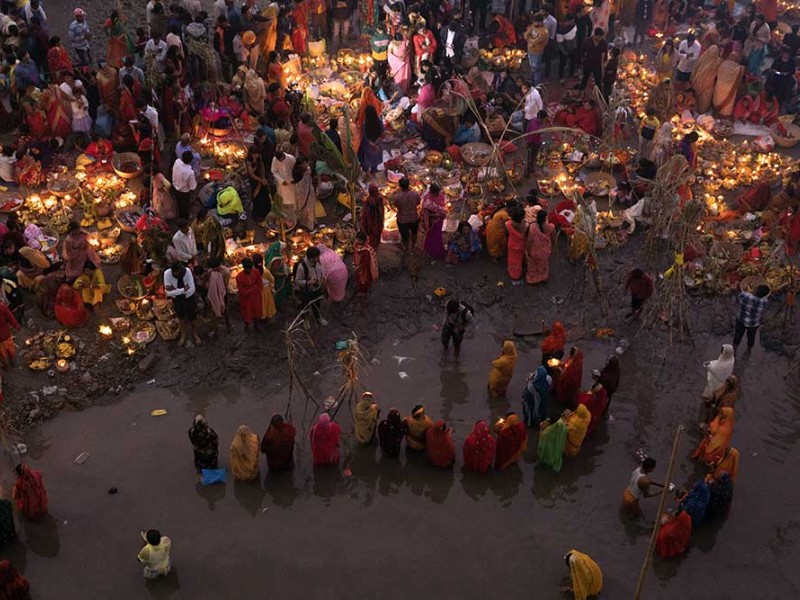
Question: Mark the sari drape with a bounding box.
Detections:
[564,404,591,457]
[310,414,341,466]
[261,415,296,471]
[537,418,568,471]
[463,421,496,473]
[578,387,609,436]
[525,222,554,284]
[488,341,517,397]
[556,349,584,407]
[656,511,692,559]
[229,425,260,480]
[12,465,48,520]
[379,409,408,457]
[567,550,603,600]
[494,414,527,470]
[425,421,456,467]
[693,407,735,464]
[354,395,379,444]
[505,221,525,280]
[486,208,509,258]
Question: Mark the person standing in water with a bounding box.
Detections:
[622,457,665,515]
[441,300,474,357]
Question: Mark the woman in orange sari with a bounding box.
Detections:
[104,10,128,69]
[44,86,71,139]
[494,413,527,470]
[23,103,47,140]
[114,77,137,148]
[96,63,119,108]
[291,0,310,55]
[505,208,526,281]
[266,51,285,88]
[355,87,383,154]
[693,378,736,465]
[556,346,583,407]
[710,446,739,484]
[486,206,510,259]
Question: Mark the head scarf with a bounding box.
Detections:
[378,408,407,457]
[541,321,567,356]
[310,413,341,466]
[425,420,455,467]
[537,418,568,472]
[261,413,296,471]
[682,478,711,526]
[598,356,620,395]
[229,425,259,480]
[566,550,603,600]
[354,392,379,444]
[707,344,735,382]
[564,404,591,457]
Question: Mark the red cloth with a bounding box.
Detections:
[541,321,567,357]
[491,15,517,48]
[0,559,30,599]
[738,182,771,212]
[235,268,263,324]
[310,414,342,466]
[260,417,296,471]
[296,121,315,159]
[656,511,692,559]
[0,303,20,342]
[556,349,583,407]
[54,285,88,328]
[291,3,309,54]
[574,107,600,136]
[46,46,74,79]
[578,387,608,436]
[272,99,290,123]
[425,421,455,467]
[626,272,654,301]
[506,221,525,280]
[463,421,496,473]
[494,419,527,470]
[786,211,800,255]
[12,465,48,520]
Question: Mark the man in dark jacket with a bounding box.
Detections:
[439,13,466,72]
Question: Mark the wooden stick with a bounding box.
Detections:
[634,424,684,599]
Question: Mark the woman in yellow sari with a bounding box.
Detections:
[564,550,603,600]
[73,264,111,310]
[564,404,591,457]
[690,45,722,113]
[488,340,517,397]
[693,378,736,465]
[229,425,260,480]
[486,207,510,259]
[354,392,380,444]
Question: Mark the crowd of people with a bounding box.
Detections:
[0,0,785,596]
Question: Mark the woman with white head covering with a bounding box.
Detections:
[702,344,735,399]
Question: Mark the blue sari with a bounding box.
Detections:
[522,366,552,427]
[683,479,711,526]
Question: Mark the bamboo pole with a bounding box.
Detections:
[634,424,685,599]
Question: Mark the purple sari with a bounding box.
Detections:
[422,192,447,259]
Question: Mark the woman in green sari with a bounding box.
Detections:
[265,241,290,309]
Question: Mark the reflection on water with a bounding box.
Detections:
[23,513,59,558]
[233,477,265,517]
[195,482,226,511]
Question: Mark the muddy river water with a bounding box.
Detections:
[2,319,798,599]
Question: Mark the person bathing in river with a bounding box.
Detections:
[622,457,665,516]
[441,300,474,358]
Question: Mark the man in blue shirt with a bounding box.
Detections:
[733,285,769,350]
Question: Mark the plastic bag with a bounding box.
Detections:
[200,468,227,485]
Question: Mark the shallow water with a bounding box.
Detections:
[3,321,800,599]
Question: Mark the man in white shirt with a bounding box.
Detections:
[271,150,296,208]
[523,84,544,125]
[145,31,169,62]
[163,262,201,346]
[119,56,145,88]
[171,219,198,264]
[172,151,197,220]
[676,33,701,85]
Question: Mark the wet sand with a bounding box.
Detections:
[3,320,799,599]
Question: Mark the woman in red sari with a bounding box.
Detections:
[261,414,296,472]
[494,413,527,470]
[235,258,263,329]
[463,420,496,473]
[505,208,527,281]
[46,37,74,82]
[353,232,378,296]
[556,346,583,408]
[578,377,609,436]
[291,0,310,55]
[54,284,89,328]
[310,413,342,467]
[541,321,567,362]
[360,185,385,248]
[12,464,48,520]
[425,420,456,467]
[525,210,555,284]
[23,103,47,140]
[97,63,119,108]
[656,509,692,559]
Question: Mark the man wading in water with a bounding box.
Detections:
[441,300,474,358]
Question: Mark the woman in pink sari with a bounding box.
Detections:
[318,244,348,302]
[422,183,447,259]
[388,33,412,93]
[526,210,555,284]
[310,413,342,467]
[63,221,99,281]
[505,208,526,281]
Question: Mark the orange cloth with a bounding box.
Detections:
[711,447,739,484]
[692,407,734,464]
